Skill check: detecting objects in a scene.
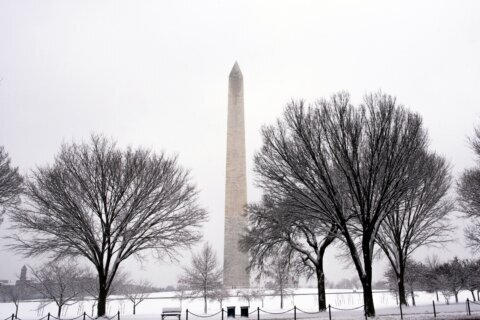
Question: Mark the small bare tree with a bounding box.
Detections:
[28,261,87,318]
[261,255,297,309]
[376,152,454,306]
[236,288,260,307]
[9,135,207,316]
[1,284,25,318]
[123,280,153,315]
[175,283,189,310]
[178,243,223,313]
[462,259,480,301]
[435,257,464,304]
[0,146,23,223]
[212,287,230,310]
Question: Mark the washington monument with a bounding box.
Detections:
[223,62,250,288]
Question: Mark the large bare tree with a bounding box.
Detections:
[458,124,480,253]
[254,92,429,316]
[9,135,207,316]
[178,242,223,314]
[242,195,336,311]
[0,146,23,223]
[376,152,454,306]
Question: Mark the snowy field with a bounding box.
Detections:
[2,289,480,320]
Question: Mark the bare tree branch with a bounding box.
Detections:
[0,146,23,223]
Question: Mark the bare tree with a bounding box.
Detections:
[212,287,230,310]
[403,260,426,307]
[1,284,25,318]
[28,261,87,318]
[178,243,223,313]
[0,146,23,223]
[123,280,153,315]
[242,194,336,311]
[175,283,189,310]
[420,256,442,302]
[458,124,480,253]
[252,287,266,308]
[262,255,297,309]
[462,259,480,301]
[253,92,429,316]
[376,152,454,306]
[435,257,464,304]
[236,288,261,308]
[8,135,207,316]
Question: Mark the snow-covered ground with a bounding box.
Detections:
[1,289,479,320]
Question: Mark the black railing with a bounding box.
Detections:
[4,299,479,320]
[184,300,471,320]
[5,312,120,320]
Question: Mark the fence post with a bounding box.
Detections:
[294,306,296,320]
[467,298,471,316]
[11,313,14,320]
[328,304,331,320]
[48,312,50,320]
[221,308,224,320]
[399,303,403,320]
[118,310,120,320]
[83,312,86,320]
[432,300,436,318]
[257,307,259,320]
[186,309,188,320]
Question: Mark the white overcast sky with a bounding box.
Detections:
[1,0,480,287]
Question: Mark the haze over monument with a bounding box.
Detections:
[223,62,250,288]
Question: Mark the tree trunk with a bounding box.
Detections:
[280,291,283,309]
[204,293,207,314]
[57,305,62,319]
[471,290,476,302]
[133,303,136,315]
[97,276,108,317]
[15,304,18,318]
[454,292,459,303]
[397,272,408,306]
[315,265,327,311]
[362,277,375,317]
[410,290,416,306]
[436,290,439,302]
[477,290,479,301]
[361,241,375,317]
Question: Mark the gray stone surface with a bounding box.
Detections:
[223,62,250,288]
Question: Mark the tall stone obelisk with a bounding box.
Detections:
[223,62,250,288]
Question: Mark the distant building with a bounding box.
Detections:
[16,265,30,286]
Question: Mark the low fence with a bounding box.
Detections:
[185,300,479,320]
[4,299,480,320]
[186,306,367,320]
[3,312,120,320]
